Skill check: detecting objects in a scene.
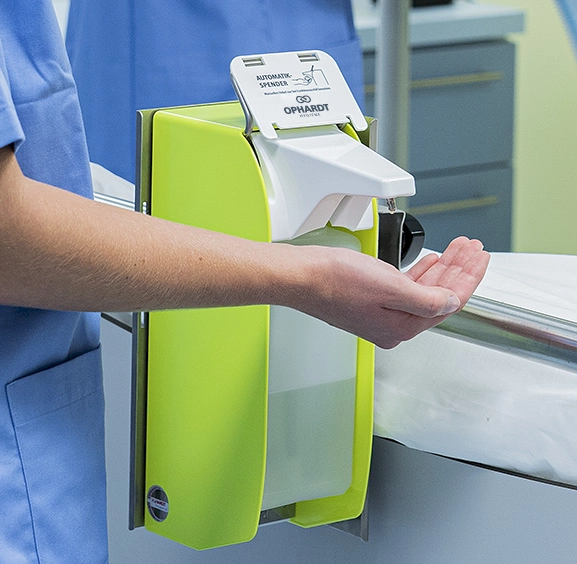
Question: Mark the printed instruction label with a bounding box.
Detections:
[230,51,367,138]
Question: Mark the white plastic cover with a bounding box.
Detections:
[230,50,367,139]
[374,252,577,486]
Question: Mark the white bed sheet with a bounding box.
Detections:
[374,252,577,486]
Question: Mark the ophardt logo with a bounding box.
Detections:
[284,95,329,116]
[147,485,169,522]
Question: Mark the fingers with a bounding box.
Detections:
[406,238,483,286]
[386,237,489,319]
[414,237,481,285]
[413,238,489,296]
[405,251,439,281]
[436,240,490,302]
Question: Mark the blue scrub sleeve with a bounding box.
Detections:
[0,40,25,150]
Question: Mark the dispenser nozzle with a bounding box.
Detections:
[385,198,397,214]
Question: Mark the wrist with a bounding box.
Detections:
[259,242,325,311]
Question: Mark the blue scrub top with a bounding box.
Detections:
[66,0,365,183]
[0,2,107,562]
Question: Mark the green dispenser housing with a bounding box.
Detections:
[130,51,416,551]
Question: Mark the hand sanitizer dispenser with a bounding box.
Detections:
[130,50,416,551]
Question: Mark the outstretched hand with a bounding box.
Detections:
[406,236,489,313]
[292,236,490,349]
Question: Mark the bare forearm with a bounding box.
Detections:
[0,155,303,312]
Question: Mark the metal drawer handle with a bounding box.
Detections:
[364,71,503,95]
[409,195,499,216]
[411,71,504,90]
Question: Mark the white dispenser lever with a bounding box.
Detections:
[252,124,415,240]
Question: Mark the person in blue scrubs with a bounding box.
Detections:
[0,2,489,562]
[0,3,108,563]
[65,0,366,183]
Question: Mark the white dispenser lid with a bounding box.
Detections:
[230,50,367,138]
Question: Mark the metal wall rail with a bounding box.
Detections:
[432,295,577,372]
[94,191,134,211]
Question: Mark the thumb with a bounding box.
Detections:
[391,282,461,318]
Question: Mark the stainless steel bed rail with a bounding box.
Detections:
[432,295,577,372]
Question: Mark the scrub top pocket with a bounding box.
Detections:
[6,346,108,564]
